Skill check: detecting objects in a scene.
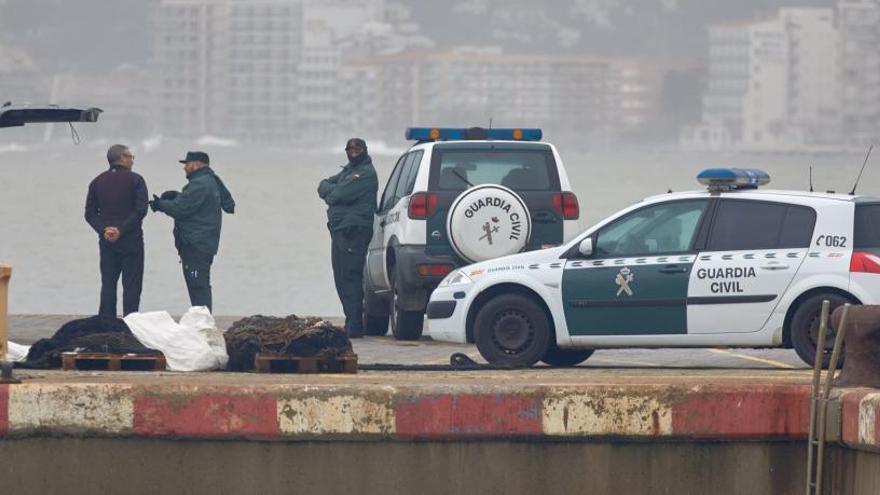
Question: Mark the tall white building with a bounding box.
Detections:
[781,8,839,144]
[686,8,838,150]
[700,22,750,146]
[153,0,387,144]
[741,17,790,149]
[838,0,880,146]
[153,0,305,141]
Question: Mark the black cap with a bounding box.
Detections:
[346,138,367,152]
[178,151,209,164]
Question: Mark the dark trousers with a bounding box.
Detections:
[331,226,373,333]
[98,234,144,317]
[179,245,214,312]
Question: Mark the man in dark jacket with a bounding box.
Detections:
[85,144,148,316]
[151,151,235,312]
[318,138,378,337]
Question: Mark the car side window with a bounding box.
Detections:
[379,154,407,212]
[854,204,880,248]
[400,150,424,197]
[595,200,708,257]
[394,151,421,200]
[707,199,816,251]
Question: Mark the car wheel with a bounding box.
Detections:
[790,293,850,368]
[389,266,424,341]
[541,346,594,367]
[363,282,389,336]
[474,293,551,367]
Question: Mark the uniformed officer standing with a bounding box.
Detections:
[151,151,235,312]
[318,138,378,338]
[85,144,148,317]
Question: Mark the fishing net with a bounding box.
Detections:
[23,315,161,369]
[224,315,352,371]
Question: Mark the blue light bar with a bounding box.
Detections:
[405,127,542,142]
[697,168,770,190]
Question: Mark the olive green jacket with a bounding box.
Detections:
[157,167,235,255]
[318,155,378,231]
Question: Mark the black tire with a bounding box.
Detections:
[474,293,551,367]
[790,293,851,368]
[363,279,389,336]
[541,346,594,367]
[389,266,424,341]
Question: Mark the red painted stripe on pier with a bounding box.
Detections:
[671,385,810,439]
[0,385,8,437]
[133,389,279,438]
[395,394,542,438]
[840,390,870,446]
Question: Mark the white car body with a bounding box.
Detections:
[428,189,880,354]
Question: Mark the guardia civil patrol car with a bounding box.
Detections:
[364,127,581,341]
[427,168,880,367]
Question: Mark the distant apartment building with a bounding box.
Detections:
[152,0,396,144]
[741,17,791,150]
[781,8,839,145]
[684,8,838,150]
[152,0,305,142]
[838,0,880,147]
[297,0,385,142]
[694,22,750,149]
[339,49,651,145]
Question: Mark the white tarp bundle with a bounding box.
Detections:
[7,341,30,362]
[123,307,228,372]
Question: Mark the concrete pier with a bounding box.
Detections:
[3,315,879,493]
[0,369,878,494]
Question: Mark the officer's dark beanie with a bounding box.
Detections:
[347,138,367,152]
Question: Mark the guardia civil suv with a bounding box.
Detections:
[428,168,880,367]
[364,127,581,340]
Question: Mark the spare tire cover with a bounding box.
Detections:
[446,184,532,263]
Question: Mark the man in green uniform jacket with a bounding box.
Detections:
[151,151,235,312]
[318,138,378,337]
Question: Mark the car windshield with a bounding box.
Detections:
[430,148,559,191]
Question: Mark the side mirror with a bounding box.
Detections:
[578,238,593,257]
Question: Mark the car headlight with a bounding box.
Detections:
[440,269,473,287]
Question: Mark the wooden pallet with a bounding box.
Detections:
[254,353,357,374]
[61,352,167,372]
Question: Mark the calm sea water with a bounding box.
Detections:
[0,136,874,316]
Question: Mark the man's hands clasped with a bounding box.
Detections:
[103,226,120,242]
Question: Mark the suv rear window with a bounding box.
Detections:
[855,204,880,248]
[429,147,560,191]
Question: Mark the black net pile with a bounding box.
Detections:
[23,315,161,369]
[224,315,353,371]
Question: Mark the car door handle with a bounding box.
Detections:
[760,264,790,271]
[659,265,689,274]
[532,211,557,223]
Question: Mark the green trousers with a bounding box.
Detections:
[331,226,373,333]
[179,245,214,312]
